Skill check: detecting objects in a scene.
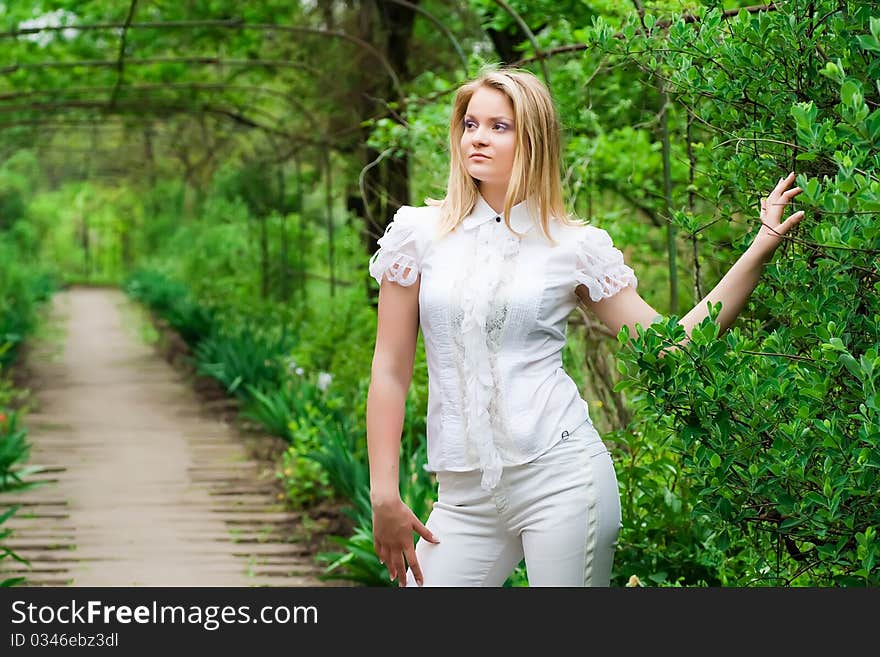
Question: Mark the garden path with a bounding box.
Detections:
[2,286,346,586]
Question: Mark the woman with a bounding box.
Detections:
[365,66,804,587]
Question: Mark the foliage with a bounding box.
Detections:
[312,386,439,587]
[123,269,216,346]
[193,322,292,398]
[597,4,880,586]
[0,241,56,586]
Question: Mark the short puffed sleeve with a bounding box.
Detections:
[573,225,638,302]
[368,206,425,287]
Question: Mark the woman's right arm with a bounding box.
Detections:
[366,272,439,587]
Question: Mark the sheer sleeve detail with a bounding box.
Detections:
[573,225,638,302]
[368,207,423,287]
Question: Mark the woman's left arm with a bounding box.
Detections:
[582,172,805,344]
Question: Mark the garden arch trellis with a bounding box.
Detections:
[0,1,780,304]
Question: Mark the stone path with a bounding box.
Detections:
[2,287,349,587]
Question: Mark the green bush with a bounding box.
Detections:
[123,269,216,346]
[0,241,56,586]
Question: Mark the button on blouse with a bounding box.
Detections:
[369,193,638,491]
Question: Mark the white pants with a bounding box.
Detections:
[406,423,622,587]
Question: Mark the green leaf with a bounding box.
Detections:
[840,353,862,379]
[802,177,821,200]
[780,517,804,530]
[856,34,880,53]
[841,79,863,109]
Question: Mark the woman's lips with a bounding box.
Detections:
[470,154,490,160]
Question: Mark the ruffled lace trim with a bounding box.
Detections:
[459,229,523,491]
[574,226,637,302]
[369,214,420,287]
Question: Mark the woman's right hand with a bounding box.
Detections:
[371,494,439,587]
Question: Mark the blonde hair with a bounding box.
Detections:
[426,66,582,243]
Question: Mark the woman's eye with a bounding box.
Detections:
[463,120,507,131]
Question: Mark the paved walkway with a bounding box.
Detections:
[2,287,347,586]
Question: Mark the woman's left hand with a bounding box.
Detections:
[748,171,805,262]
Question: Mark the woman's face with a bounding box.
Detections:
[460,86,516,190]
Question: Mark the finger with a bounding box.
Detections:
[405,547,424,587]
[385,553,395,582]
[780,187,802,199]
[777,210,805,235]
[414,520,440,544]
[773,172,796,194]
[390,554,405,583]
[397,553,409,588]
[786,210,806,225]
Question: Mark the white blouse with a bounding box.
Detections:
[369,193,638,491]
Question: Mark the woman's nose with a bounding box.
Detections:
[472,128,489,145]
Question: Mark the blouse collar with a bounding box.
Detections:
[461,192,537,234]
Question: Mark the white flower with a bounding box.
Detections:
[317,372,333,391]
[295,367,304,376]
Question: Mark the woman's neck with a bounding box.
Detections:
[479,183,520,214]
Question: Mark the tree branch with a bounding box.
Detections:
[513,3,781,66]
[110,0,139,109]
[0,19,402,97]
